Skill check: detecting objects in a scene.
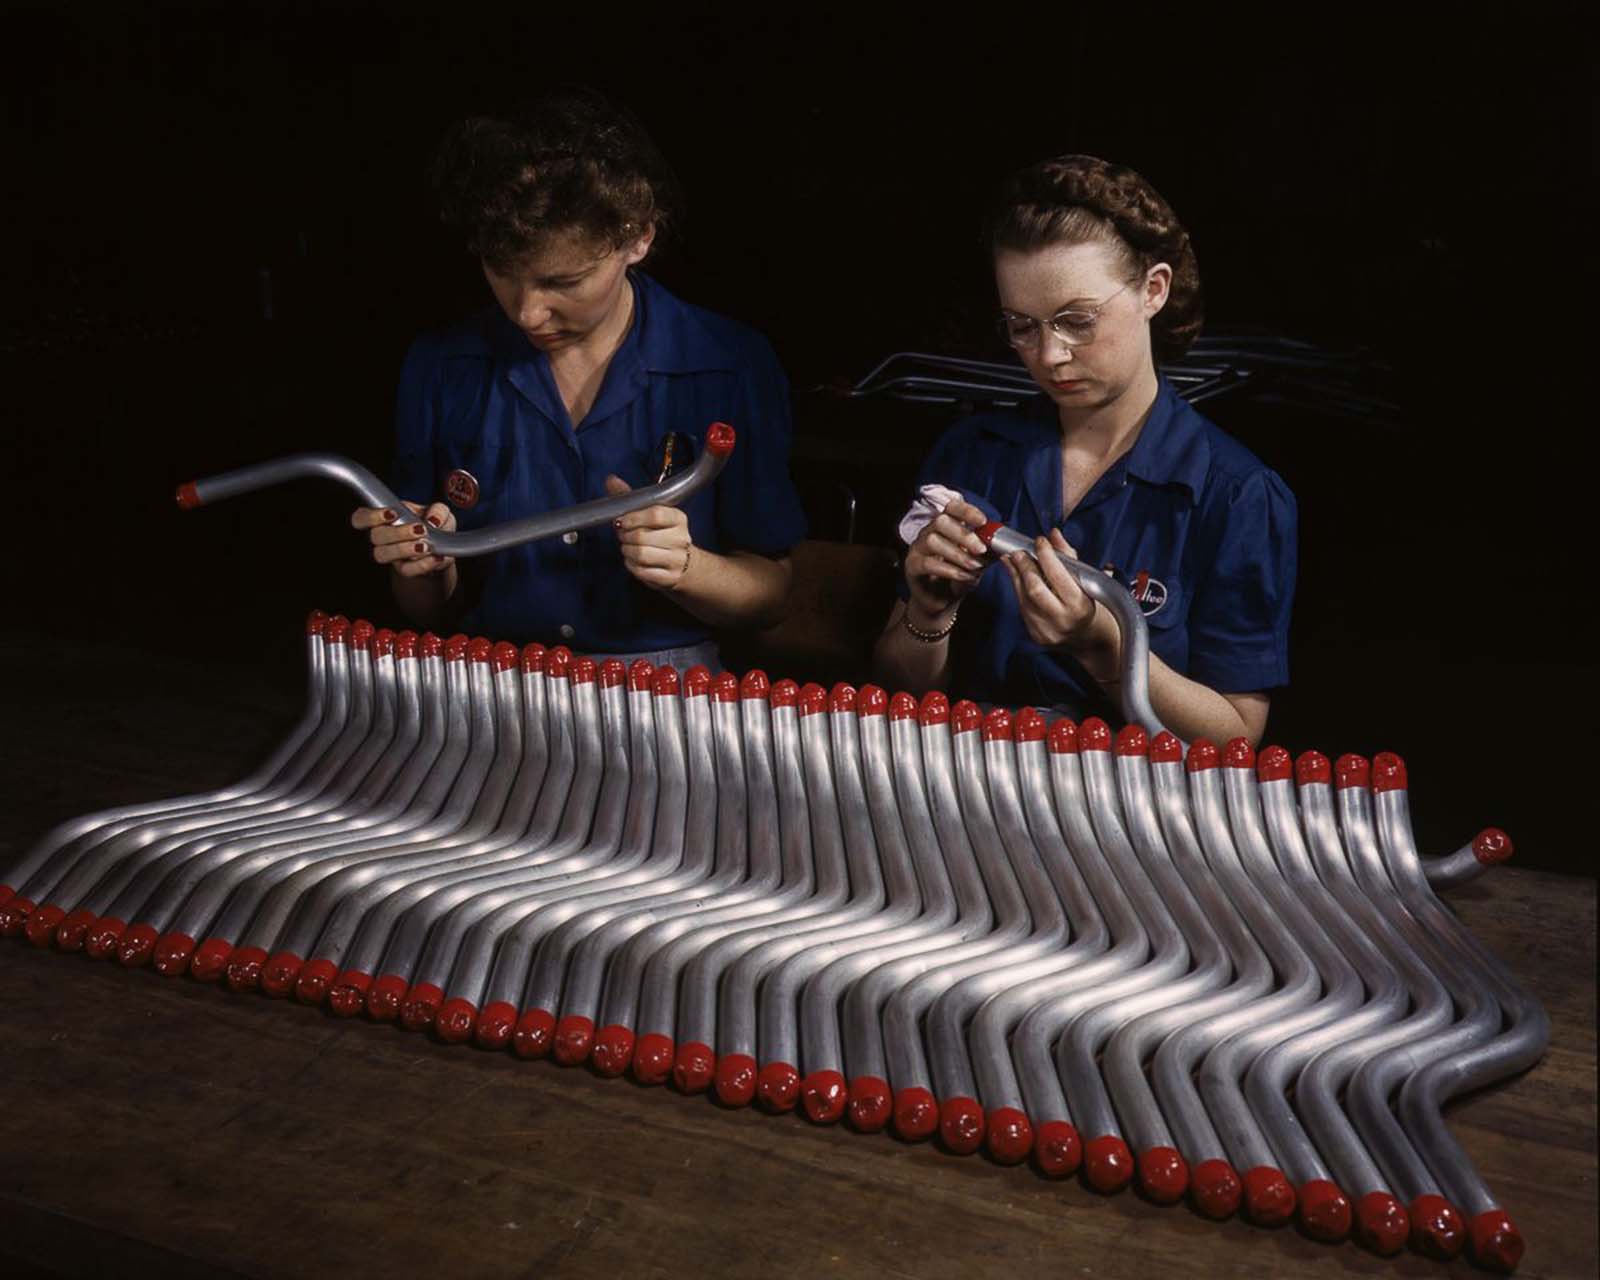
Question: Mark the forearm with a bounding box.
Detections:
[665,549,792,629]
[389,563,462,632]
[873,599,956,693]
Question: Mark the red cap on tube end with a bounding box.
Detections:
[1015,707,1047,742]
[544,646,572,678]
[55,907,97,952]
[435,999,479,1045]
[756,1061,801,1113]
[520,642,544,672]
[917,690,950,726]
[399,983,444,1031]
[117,923,160,968]
[83,916,127,961]
[1137,1146,1189,1204]
[632,1033,675,1085]
[800,1070,848,1124]
[366,973,409,1022]
[591,1024,636,1077]
[350,619,376,651]
[673,1041,716,1094]
[739,669,770,701]
[889,691,918,722]
[1079,717,1112,752]
[393,630,419,660]
[1468,1209,1523,1272]
[892,1087,939,1140]
[324,616,352,645]
[714,1053,758,1107]
[857,684,888,717]
[1335,753,1371,790]
[1150,730,1183,763]
[598,658,627,688]
[627,659,654,692]
[1082,1134,1134,1193]
[189,937,233,981]
[24,904,65,948]
[443,632,469,661]
[1355,1191,1410,1255]
[224,945,268,991]
[151,931,196,976]
[175,480,201,510]
[1409,1194,1465,1260]
[1295,750,1332,786]
[293,958,338,1005]
[259,951,304,996]
[1186,739,1220,772]
[1047,718,1079,754]
[511,1008,555,1059]
[985,1107,1033,1165]
[372,629,396,659]
[846,1076,892,1132]
[704,422,735,457]
[829,682,857,714]
[570,656,598,685]
[683,665,711,698]
[1297,1180,1352,1243]
[1190,1159,1242,1219]
[0,885,14,910]
[797,682,828,717]
[651,666,681,697]
[1372,751,1408,792]
[1115,724,1148,757]
[938,1096,985,1154]
[976,520,1001,546]
[419,632,444,659]
[305,609,329,636]
[1242,1166,1296,1226]
[473,1001,518,1049]
[327,970,372,1018]
[552,1015,596,1065]
[952,699,983,735]
[768,677,798,708]
[1223,737,1256,769]
[1034,1120,1082,1178]
[1257,745,1293,782]
[1473,828,1513,864]
[981,708,1013,742]
[711,670,740,703]
[491,641,518,672]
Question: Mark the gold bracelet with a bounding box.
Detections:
[903,607,958,643]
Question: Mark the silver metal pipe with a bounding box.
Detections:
[1421,828,1513,892]
[176,424,735,558]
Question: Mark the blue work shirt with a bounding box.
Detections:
[909,378,1297,713]
[392,270,808,651]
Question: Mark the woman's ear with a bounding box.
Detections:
[623,223,657,266]
[1143,262,1173,318]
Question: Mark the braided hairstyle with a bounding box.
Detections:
[431,87,682,270]
[986,155,1203,363]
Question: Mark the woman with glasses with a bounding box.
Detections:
[874,155,1296,745]
[351,88,806,670]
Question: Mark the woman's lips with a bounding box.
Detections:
[1049,378,1086,391]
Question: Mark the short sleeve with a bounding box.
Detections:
[391,339,438,502]
[1186,468,1297,693]
[711,335,808,556]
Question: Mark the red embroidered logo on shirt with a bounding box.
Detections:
[1129,570,1168,617]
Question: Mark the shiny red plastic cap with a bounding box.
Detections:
[981,708,1013,742]
[1186,739,1219,772]
[767,677,798,707]
[1014,707,1047,742]
[1082,1134,1134,1193]
[372,628,396,659]
[435,998,479,1045]
[545,646,572,678]
[714,1053,758,1107]
[1149,730,1183,763]
[938,1096,984,1154]
[673,1041,716,1094]
[552,1015,596,1065]
[512,1008,555,1059]
[1409,1194,1465,1260]
[399,982,444,1030]
[705,422,736,457]
[1371,751,1408,792]
[756,1061,800,1112]
[1335,753,1370,790]
[83,915,127,960]
[492,641,519,672]
[598,658,627,688]
[305,609,328,635]
[1256,745,1293,781]
[1474,828,1513,864]
[1468,1209,1523,1271]
[324,615,352,645]
[797,682,828,717]
[917,691,950,726]
[419,632,444,659]
[652,666,681,697]
[892,1086,938,1140]
[443,632,469,661]
[1295,750,1332,786]
[520,641,545,672]
[24,904,65,948]
[889,691,918,721]
[632,1033,675,1085]
[1355,1191,1409,1255]
[800,1070,848,1124]
[189,937,233,981]
[350,619,376,651]
[591,1024,635,1076]
[1297,1180,1351,1242]
[683,665,711,697]
[740,669,770,701]
[628,659,655,692]
[117,923,160,968]
[1242,1166,1295,1225]
[151,931,196,976]
[394,630,419,660]
[366,973,409,1021]
[224,944,268,991]
[976,520,1001,545]
[1223,737,1256,769]
[260,950,304,995]
[327,969,372,1018]
[1034,1120,1081,1178]
[473,1001,517,1049]
[1190,1158,1241,1219]
[847,1076,892,1132]
[857,684,888,717]
[1079,717,1112,752]
[1137,1146,1188,1204]
[985,1107,1032,1165]
[55,907,97,952]
[952,699,982,734]
[1115,724,1148,757]
[829,682,857,713]
[570,656,598,685]
[1047,718,1078,754]
[175,480,201,510]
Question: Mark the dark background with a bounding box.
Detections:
[3,2,1593,873]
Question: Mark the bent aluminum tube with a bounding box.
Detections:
[980,522,1162,739]
[0,614,329,921]
[1421,829,1513,892]
[176,424,735,558]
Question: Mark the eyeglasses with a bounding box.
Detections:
[997,280,1135,350]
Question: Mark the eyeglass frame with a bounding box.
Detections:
[996,277,1141,350]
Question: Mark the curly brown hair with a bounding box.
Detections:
[430,87,682,270]
[987,155,1203,362]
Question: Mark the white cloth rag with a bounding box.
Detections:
[897,483,967,547]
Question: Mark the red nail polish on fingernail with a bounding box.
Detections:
[414,542,427,554]
[382,509,397,521]
[426,515,441,527]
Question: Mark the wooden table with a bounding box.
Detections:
[1,633,1595,1279]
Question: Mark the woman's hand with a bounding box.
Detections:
[1002,529,1118,675]
[904,496,990,622]
[605,475,693,590]
[350,500,457,578]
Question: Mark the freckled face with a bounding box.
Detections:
[994,239,1166,411]
[483,227,652,351]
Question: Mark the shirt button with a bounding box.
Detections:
[562,530,578,545]
[559,624,575,640]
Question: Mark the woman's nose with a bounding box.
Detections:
[514,290,552,329]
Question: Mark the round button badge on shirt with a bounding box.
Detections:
[443,469,480,509]
[559,624,575,640]
[562,531,578,545]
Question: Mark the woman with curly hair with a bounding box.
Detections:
[352,88,805,667]
[875,156,1296,745]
